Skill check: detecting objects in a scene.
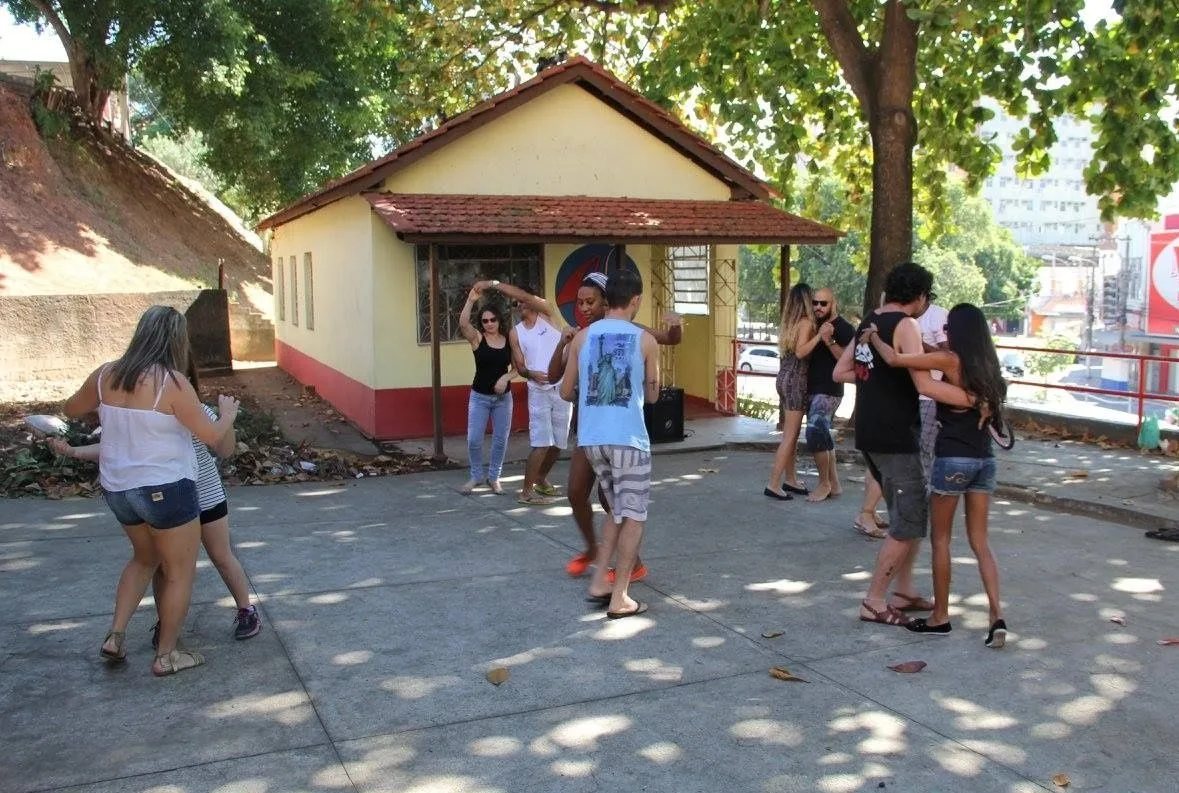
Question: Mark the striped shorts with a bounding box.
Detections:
[584,445,652,522]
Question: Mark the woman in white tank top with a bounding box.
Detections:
[64,306,239,677]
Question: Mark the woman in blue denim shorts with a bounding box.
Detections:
[64,306,239,676]
[864,303,1008,648]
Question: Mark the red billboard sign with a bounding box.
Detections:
[1148,227,1179,336]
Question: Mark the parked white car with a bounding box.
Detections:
[738,345,780,374]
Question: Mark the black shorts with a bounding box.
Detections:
[199,500,228,525]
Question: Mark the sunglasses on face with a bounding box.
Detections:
[481,317,497,324]
[812,300,829,308]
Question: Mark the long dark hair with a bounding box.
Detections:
[475,299,511,337]
[946,303,1006,424]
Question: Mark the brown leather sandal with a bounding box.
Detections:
[890,592,935,612]
[859,600,910,626]
[99,630,126,663]
[152,649,206,677]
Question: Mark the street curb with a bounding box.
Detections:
[991,484,1179,532]
[714,440,1177,533]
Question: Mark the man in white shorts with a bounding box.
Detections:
[478,280,572,505]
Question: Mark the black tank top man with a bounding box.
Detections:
[853,310,920,454]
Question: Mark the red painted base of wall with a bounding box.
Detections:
[276,341,529,440]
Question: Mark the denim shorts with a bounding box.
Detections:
[930,457,997,496]
[104,479,200,529]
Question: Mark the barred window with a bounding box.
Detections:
[668,245,710,316]
[414,244,542,343]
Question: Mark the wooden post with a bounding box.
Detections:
[777,245,790,430]
[217,258,225,291]
[609,243,626,275]
[428,244,444,459]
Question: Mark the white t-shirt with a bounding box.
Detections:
[515,316,562,390]
[917,304,949,400]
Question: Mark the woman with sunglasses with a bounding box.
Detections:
[458,284,515,494]
[863,302,1008,648]
[764,283,826,500]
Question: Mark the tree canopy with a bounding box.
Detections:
[3,1,515,217]
[9,0,1179,261]
[443,0,1179,311]
[740,173,1039,326]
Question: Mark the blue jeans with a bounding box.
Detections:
[468,390,513,481]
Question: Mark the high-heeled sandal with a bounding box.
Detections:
[152,649,206,677]
[99,630,126,663]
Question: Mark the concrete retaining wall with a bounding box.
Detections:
[0,290,231,382]
[228,303,275,362]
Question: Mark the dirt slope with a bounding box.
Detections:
[0,82,271,314]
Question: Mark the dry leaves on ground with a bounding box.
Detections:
[887,661,927,674]
[1052,773,1070,787]
[761,630,784,639]
[769,666,808,683]
[485,667,510,686]
[1109,616,1126,626]
[1157,638,1179,646]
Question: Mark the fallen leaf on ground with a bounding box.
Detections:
[1109,616,1126,626]
[485,667,510,686]
[1052,773,1070,787]
[698,467,718,474]
[888,661,927,674]
[761,630,784,639]
[1065,470,1089,479]
[1157,638,1179,646]
[769,666,808,683]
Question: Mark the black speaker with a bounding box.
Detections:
[644,387,685,443]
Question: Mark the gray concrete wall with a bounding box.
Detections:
[0,290,231,383]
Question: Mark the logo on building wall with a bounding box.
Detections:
[1148,228,1179,334]
[555,244,639,327]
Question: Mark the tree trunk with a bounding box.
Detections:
[861,1,918,315]
[66,41,110,125]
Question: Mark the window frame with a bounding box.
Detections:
[303,252,315,330]
[290,254,299,327]
[275,257,286,322]
[413,244,543,344]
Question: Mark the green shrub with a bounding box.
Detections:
[738,395,777,421]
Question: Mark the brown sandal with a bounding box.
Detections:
[890,592,935,612]
[853,519,888,539]
[100,630,126,663]
[152,649,206,677]
[859,600,911,626]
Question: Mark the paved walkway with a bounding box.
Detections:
[400,414,1179,531]
[3,451,1178,792]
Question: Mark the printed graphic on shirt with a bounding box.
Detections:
[586,333,636,407]
[853,341,875,381]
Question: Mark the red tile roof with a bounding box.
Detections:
[258,56,777,231]
[363,193,842,245]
